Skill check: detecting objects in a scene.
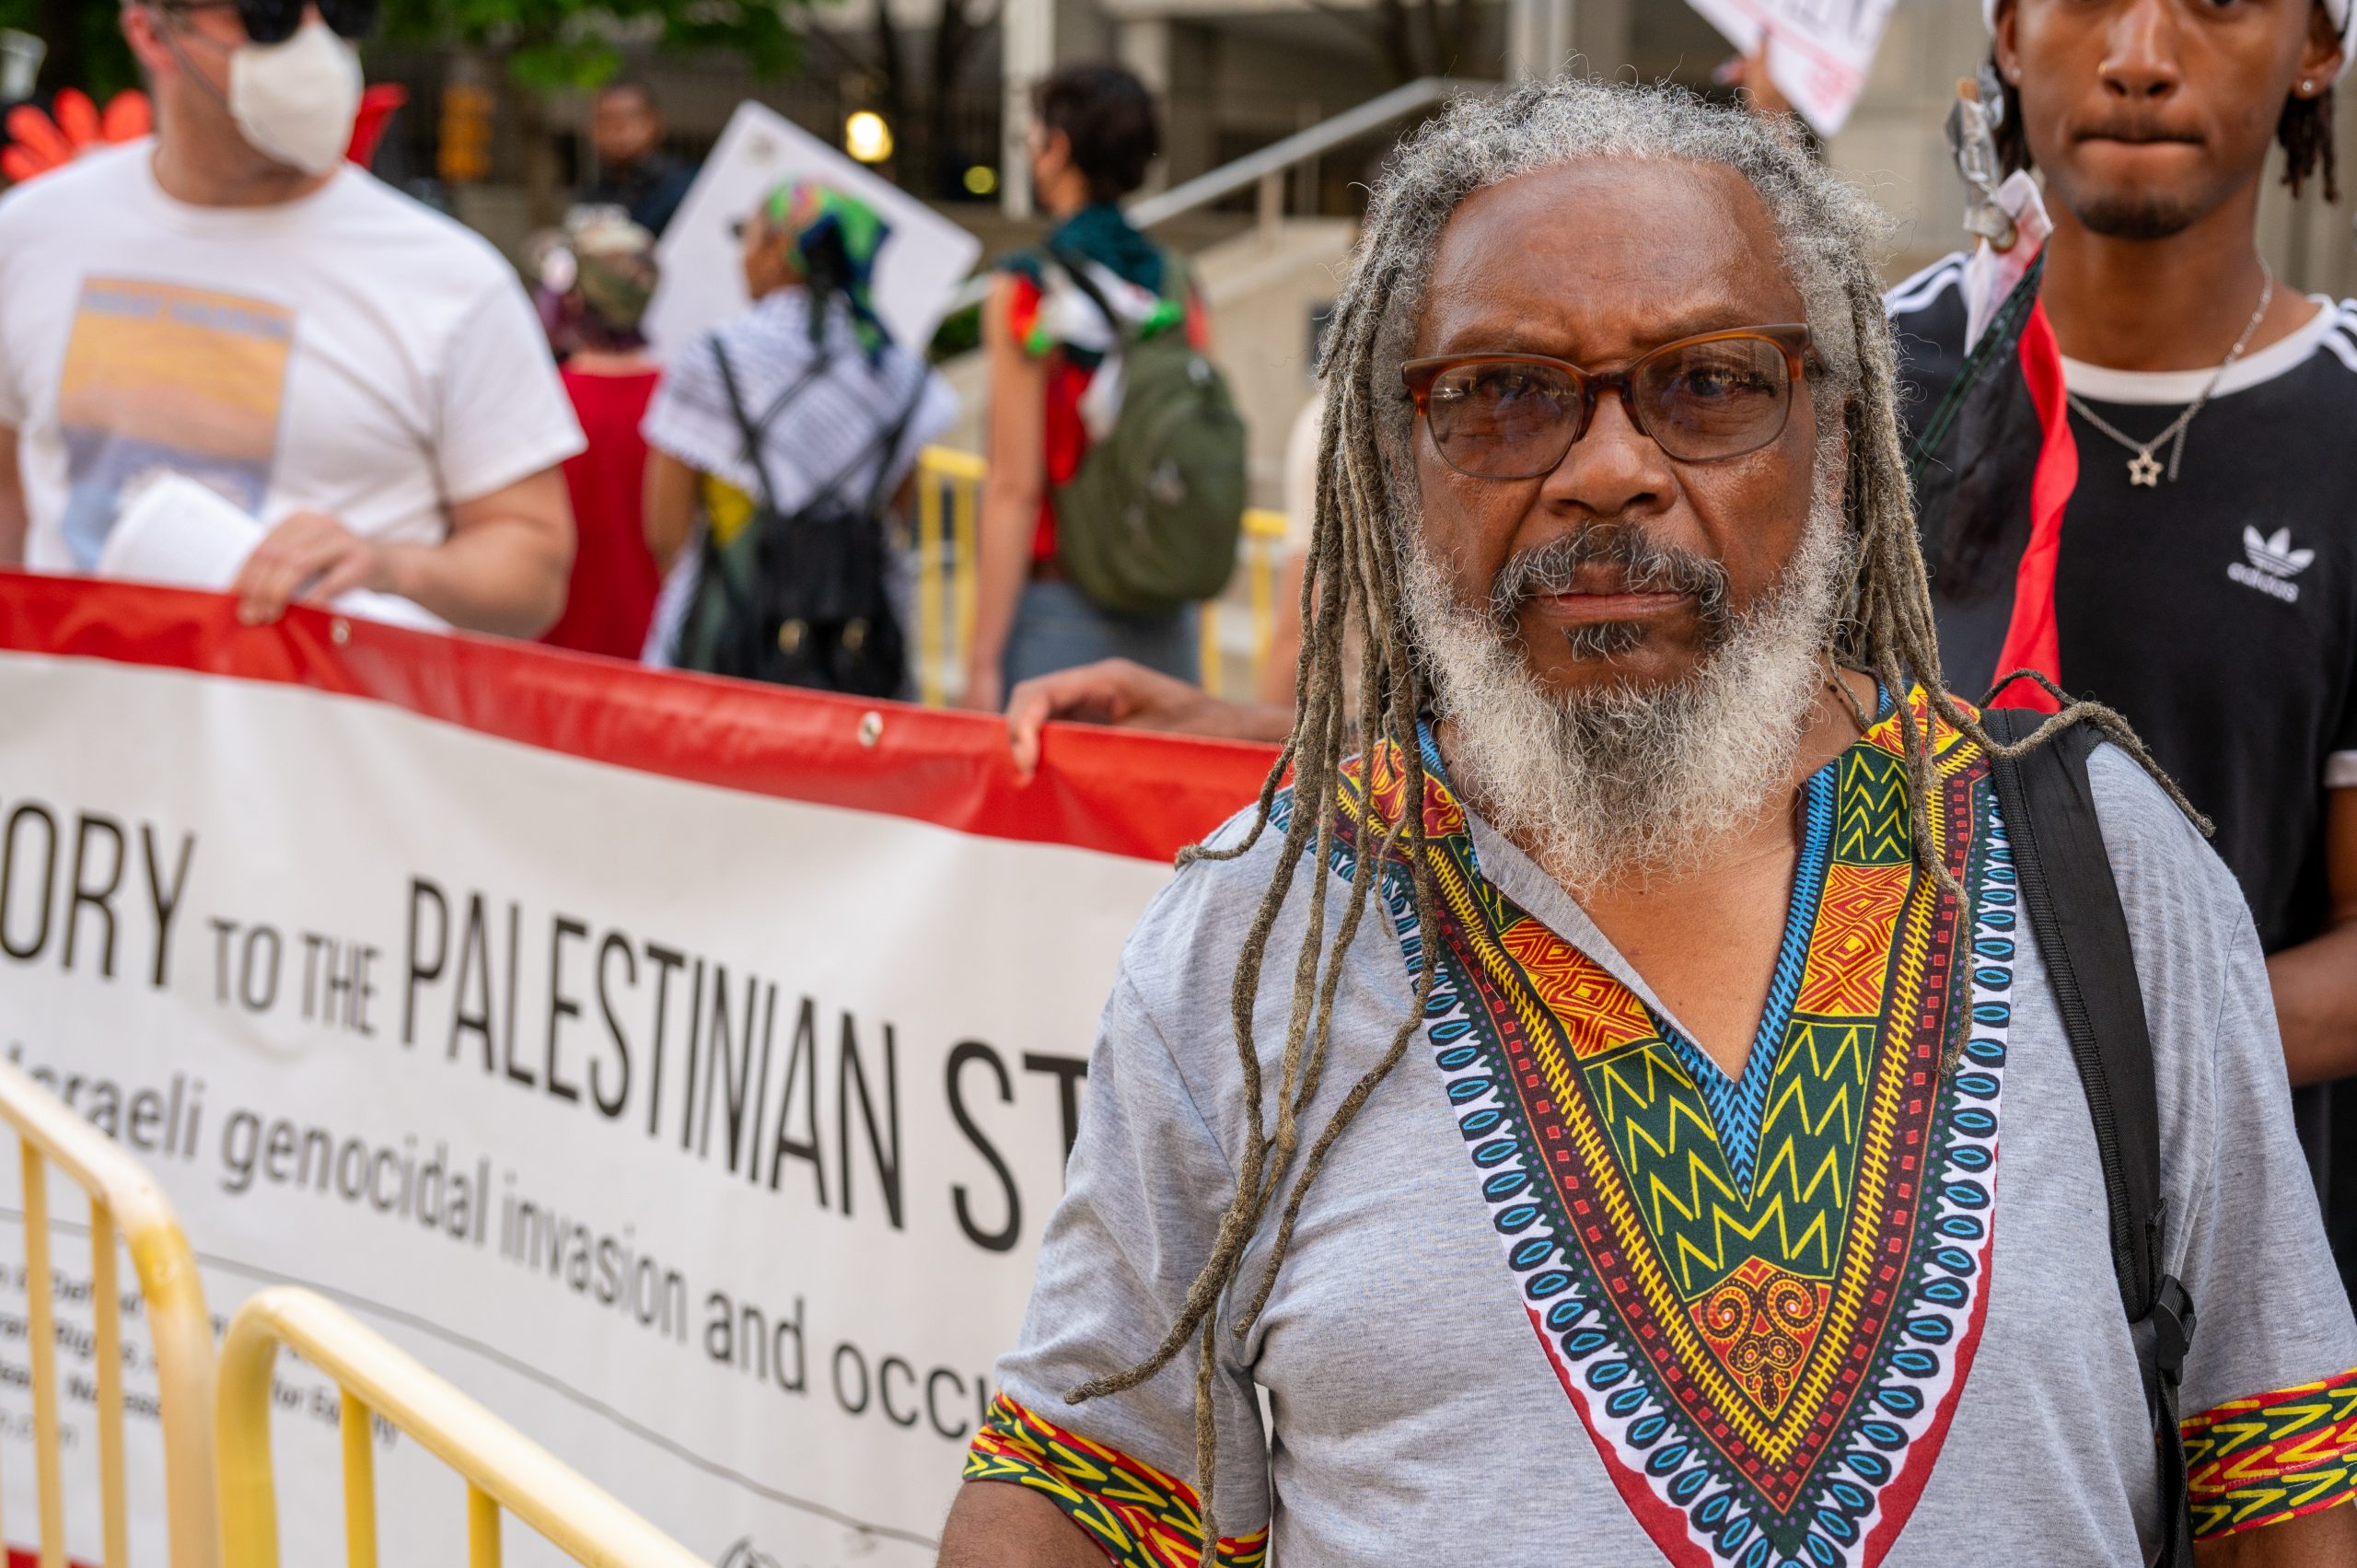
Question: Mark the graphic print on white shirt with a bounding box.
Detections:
[0,143,586,589]
[2229,526,2316,605]
[56,278,293,569]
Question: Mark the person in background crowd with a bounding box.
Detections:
[639,179,954,672]
[534,208,664,659]
[963,62,1209,711]
[1862,0,2357,1299]
[581,79,694,240]
[944,81,2357,1567]
[0,0,582,635]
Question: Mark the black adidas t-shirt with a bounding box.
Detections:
[1888,255,2357,957]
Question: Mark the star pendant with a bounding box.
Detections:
[2127,449,2162,487]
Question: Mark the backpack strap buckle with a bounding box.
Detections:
[2129,1270,2194,1425]
[2143,1274,2196,1386]
[2133,1272,2198,1568]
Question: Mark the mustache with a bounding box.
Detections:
[1488,523,1732,636]
[2073,117,2204,146]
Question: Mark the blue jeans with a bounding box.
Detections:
[1001,578,1200,695]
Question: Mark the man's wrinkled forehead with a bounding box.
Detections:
[1411,157,1808,364]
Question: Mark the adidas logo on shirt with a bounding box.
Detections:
[2227,525,2316,604]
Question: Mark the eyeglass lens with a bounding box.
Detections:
[1423,335,1795,479]
[228,0,378,43]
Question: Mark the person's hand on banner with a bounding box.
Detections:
[232,510,392,625]
[1004,657,1290,781]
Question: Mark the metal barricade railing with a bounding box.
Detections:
[911,446,1292,704]
[913,445,986,708]
[0,1056,219,1568]
[217,1286,707,1568]
[1208,507,1293,699]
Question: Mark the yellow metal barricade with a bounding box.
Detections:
[914,447,986,707]
[911,447,1292,704]
[217,1287,706,1568]
[1208,508,1295,699]
[0,1056,219,1568]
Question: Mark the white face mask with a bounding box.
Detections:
[226,19,362,176]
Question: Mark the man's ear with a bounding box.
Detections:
[119,5,178,79]
[2300,2,2345,93]
[1991,0,2022,87]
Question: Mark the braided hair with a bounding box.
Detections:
[1063,79,2197,1553]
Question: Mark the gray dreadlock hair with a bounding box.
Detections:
[1064,76,2201,1554]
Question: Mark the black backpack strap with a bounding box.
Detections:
[714,331,923,524]
[1044,243,1141,348]
[700,337,825,671]
[709,334,827,517]
[856,370,932,518]
[1983,707,2195,1567]
[809,357,931,520]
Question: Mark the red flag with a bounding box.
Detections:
[1985,298,2077,713]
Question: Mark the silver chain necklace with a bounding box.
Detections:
[2065,262,2274,488]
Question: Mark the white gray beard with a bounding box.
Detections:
[1400,492,1852,892]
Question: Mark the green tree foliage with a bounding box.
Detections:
[376,0,807,224]
[377,0,804,93]
[0,0,139,100]
[0,2,807,104]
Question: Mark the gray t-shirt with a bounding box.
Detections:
[975,719,2357,1567]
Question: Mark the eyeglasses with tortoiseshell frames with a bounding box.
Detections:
[1400,324,1814,479]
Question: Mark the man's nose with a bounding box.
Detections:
[1537,385,1672,522]
[2100,0,2184,102]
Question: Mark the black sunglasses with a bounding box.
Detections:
[159,0,379,45]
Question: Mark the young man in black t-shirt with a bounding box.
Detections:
[1889,0,2357,1283]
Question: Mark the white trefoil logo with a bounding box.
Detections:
[2228,526,2316,605]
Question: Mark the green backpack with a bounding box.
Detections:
[1046,244,1247,618]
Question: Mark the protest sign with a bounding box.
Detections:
[0,573,1271,1565]
[643,102,983,361]
[1687,0,1899,134]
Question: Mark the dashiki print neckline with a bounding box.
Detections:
[1327,689,2012,1568]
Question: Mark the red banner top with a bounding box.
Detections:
[0,573,1282,865]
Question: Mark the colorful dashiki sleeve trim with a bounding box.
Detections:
[962,1392,1270,1567]
[2183,1366,2357,1539]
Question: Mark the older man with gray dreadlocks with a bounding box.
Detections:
[938,81,2357,1568]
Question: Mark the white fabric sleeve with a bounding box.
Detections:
[432,277,585,505]
[638,337,723,471]
[972,968,1271,1561]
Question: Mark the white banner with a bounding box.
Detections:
[0,580,1271,1565]
[1688,0,1899,134]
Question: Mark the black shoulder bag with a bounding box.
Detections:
[685,336,926,698]
[1983,707,2196,1568]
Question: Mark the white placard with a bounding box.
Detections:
[644,101,984,362]
[1688,0,1900,135]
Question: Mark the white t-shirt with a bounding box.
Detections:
[0,143,584,575]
